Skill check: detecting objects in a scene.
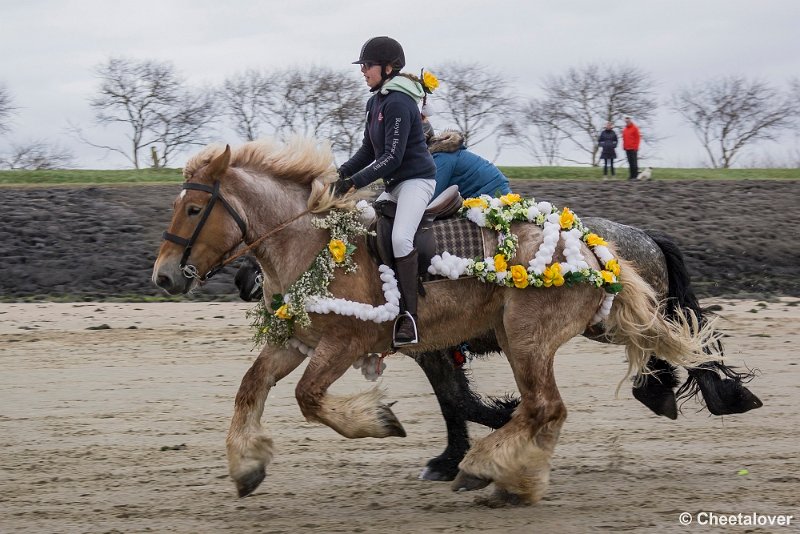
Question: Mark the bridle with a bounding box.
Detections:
[161,180,310,281]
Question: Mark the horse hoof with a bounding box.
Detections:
[419,465,457,481]
[476,488,531,508]
[704,382,763,416]
[235,469,266,497]
[632,382,678,420]
[452,471,491,492]
[378,404,407,437]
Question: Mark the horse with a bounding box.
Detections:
[233,219,762,481]
[153,138,720,506]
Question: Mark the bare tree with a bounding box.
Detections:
[0,140,75,170]
[219,69,276,141]
[524,64,657,166]
[671,76,798,168]
[431,62,518,149]
[218,66,365,162]
[85,57,216,168]
[516,100,566,166]
[151,88,217,167]
[0,83,17,135]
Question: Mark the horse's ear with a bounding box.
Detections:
[207,145,231,178]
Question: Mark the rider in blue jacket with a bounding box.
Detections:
[426,128,511,199]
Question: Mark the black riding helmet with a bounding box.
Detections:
[353,36,405,87]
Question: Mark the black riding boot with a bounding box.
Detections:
[393,249,420,347]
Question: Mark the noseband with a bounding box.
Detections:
[162,181,248,281]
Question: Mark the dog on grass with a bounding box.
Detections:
[636,167,652,180]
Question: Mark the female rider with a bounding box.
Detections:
[332,36,437,347]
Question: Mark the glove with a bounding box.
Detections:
[332,176,355,197]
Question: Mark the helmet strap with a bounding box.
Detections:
[372,64,396,92]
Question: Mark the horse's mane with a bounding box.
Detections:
[184,137,361,213]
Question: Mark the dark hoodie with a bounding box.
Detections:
[338,76,436,191]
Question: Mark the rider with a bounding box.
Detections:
[424,124,511,200]
[332,36,437,347]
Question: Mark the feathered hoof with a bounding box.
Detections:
[476,488,531,508]
[632,381,678,420]
[452,471,491,492]
[378,404,407,437]
[235,468,266,498]
[378,403,406,438]
[703,379,763,416]
[419,461,459,481]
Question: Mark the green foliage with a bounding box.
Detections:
[0,168,182,186]
[498,166,800,181]
[2,166,798,186]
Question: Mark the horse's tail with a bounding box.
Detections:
[602,256,718,391]
[645,230,761,414]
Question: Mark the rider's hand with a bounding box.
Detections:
[332,177,355,197]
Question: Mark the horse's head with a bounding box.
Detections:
[153,145,248,294]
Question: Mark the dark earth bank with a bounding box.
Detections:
[1,179,797,301]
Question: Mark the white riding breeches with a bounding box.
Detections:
[376,178,436,257]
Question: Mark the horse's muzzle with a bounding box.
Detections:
[153,267,193,295]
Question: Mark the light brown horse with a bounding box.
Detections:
[152,138,716,506]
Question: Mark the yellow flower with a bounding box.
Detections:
[499,193,522,206]
[422,71,439,91]
[463,197,489,209]
[559,207,575,230]
[543,262,565,287]
[274,304,292,320]
[328,239,346,263]
[605,259,621,276]
[600,270,616,284]
[494,254,508,272]
[510,265,529,288]
[585,233,608,247]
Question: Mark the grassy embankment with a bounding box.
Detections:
[1,166,799,186]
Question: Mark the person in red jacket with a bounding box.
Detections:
[622,116,641,180]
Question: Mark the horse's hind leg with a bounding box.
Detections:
[454,290,595,506]
[632,355,679,419]
[414,349,517,481]
[295,335,406,439]
[227,345,305,497]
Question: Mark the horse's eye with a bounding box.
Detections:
[187,205,202,216]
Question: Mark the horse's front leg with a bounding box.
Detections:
[296,334,406,439]
[414,349,517,481]
[454,289,596,506]
[227,345,305,497]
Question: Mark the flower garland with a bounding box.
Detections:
[428,193,623,323]
[248,208,372,347]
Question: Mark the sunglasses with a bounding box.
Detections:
[360,62,379,71]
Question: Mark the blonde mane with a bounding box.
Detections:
[184,137,362,213]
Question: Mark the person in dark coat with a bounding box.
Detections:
[598,121,618,177]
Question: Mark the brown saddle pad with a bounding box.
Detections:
[423,218,486,282]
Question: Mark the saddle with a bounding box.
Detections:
[366,185,463,276]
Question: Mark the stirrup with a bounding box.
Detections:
[393,311,419,347]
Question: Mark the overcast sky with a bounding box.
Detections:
[1,0,798,169]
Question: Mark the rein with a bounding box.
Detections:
[162,180,310,281]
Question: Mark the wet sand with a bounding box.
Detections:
[1,298,798,533]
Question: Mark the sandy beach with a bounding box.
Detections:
[1,298,798,533]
